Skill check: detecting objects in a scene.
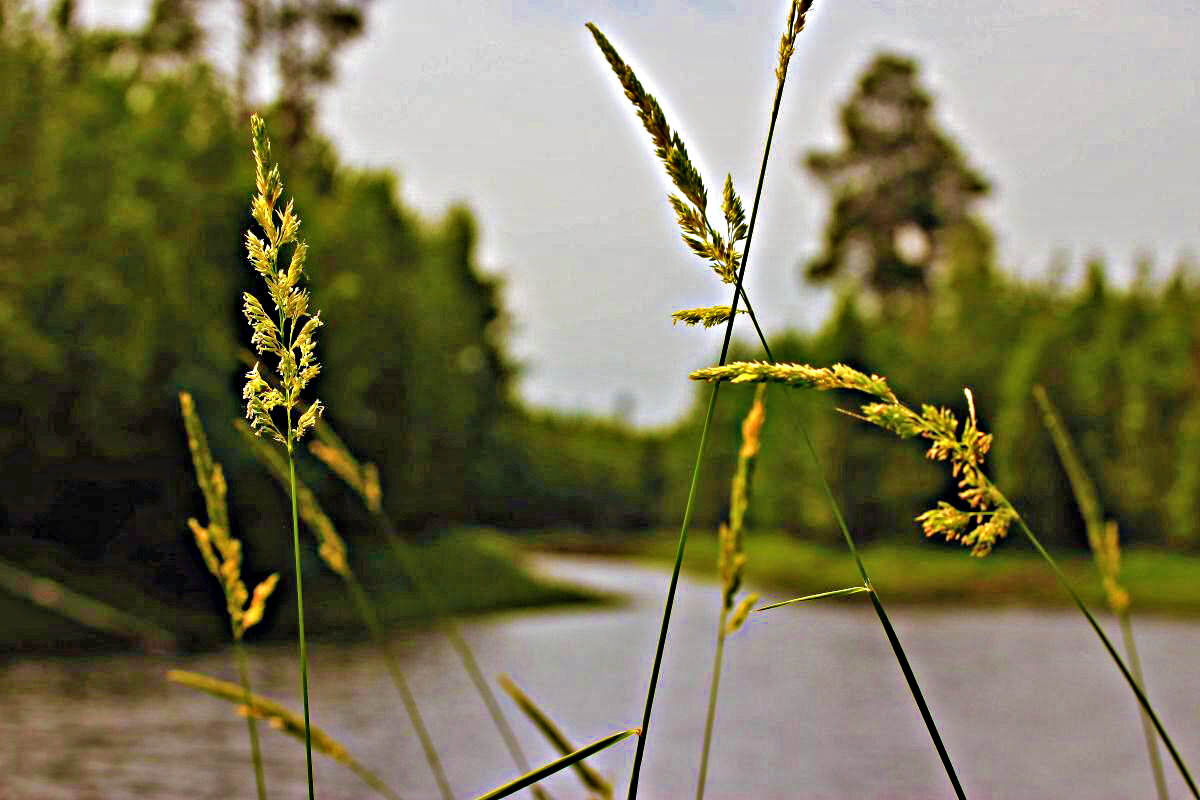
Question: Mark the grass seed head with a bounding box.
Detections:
[671,306,745,328]
[587,23,745,284]
[776,0,815,82]
[180,393,278,638]
[694,363,1011,555]
[241,114,325,453]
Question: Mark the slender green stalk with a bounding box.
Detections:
[624,5,794,792]
[1033,385,1168,799]
[732,226,967,800]
[234,641,269,800]
[694,614,728,800]
[627,383,720,799]
[1006,508,1198,798]
[344,576,455,800]
[476,729,641,800]
[798,415,968,800]
[289,451,316,800]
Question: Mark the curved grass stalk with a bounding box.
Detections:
[168,669,401,800]
[307,422,548,799]
[1033,385,1168,800]
[474,728,641,800]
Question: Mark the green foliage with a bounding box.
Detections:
[0,7,517,628]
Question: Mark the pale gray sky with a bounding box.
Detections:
[74,1,1200,426]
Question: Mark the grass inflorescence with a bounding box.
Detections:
[240,113,324,800]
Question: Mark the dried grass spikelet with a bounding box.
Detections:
[670,306,745,329]
[692,363,1011,556]
[586,24,747,286]
[776,0,815,82]
[167,670,400,800]
[180,392,278,638]
[235,420,350,579]
[242,114,324,452]
[309,425,382,514]
[719,385,766,633]
[1100,520,1130,614]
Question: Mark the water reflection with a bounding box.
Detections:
[3,554,1198,799]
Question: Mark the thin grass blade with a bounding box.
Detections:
[498,674,611,798]
[474,728,640,800]
[755,585,870,612]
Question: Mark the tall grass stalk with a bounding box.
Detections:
[240,114,328,800]
[1033,385,1168,800]
[587,4,811,794]
[308,424,547,799]
[238,421,455,800]
[696,388,764,800]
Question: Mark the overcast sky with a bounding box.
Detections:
[76,0,1200,427]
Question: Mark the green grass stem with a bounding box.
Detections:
[288,449,317,800]
[344,575,454,800]
[234,640,269,800]
[623,5,792,793]
[476,728,641,800]
[694,611,727,800]
[797,410,968,799]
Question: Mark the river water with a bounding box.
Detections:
[3,554,1199,799]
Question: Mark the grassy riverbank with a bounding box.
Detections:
[524,530,1200,617]
[0,528,595,655]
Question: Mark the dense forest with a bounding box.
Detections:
[2,0,1198,635]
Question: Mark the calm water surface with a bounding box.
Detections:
[3,554,1199,799]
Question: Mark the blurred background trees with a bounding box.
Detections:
[1,1,1198,647]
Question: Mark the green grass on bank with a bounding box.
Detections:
[524,530,1200,617]
[0,528,596,655]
